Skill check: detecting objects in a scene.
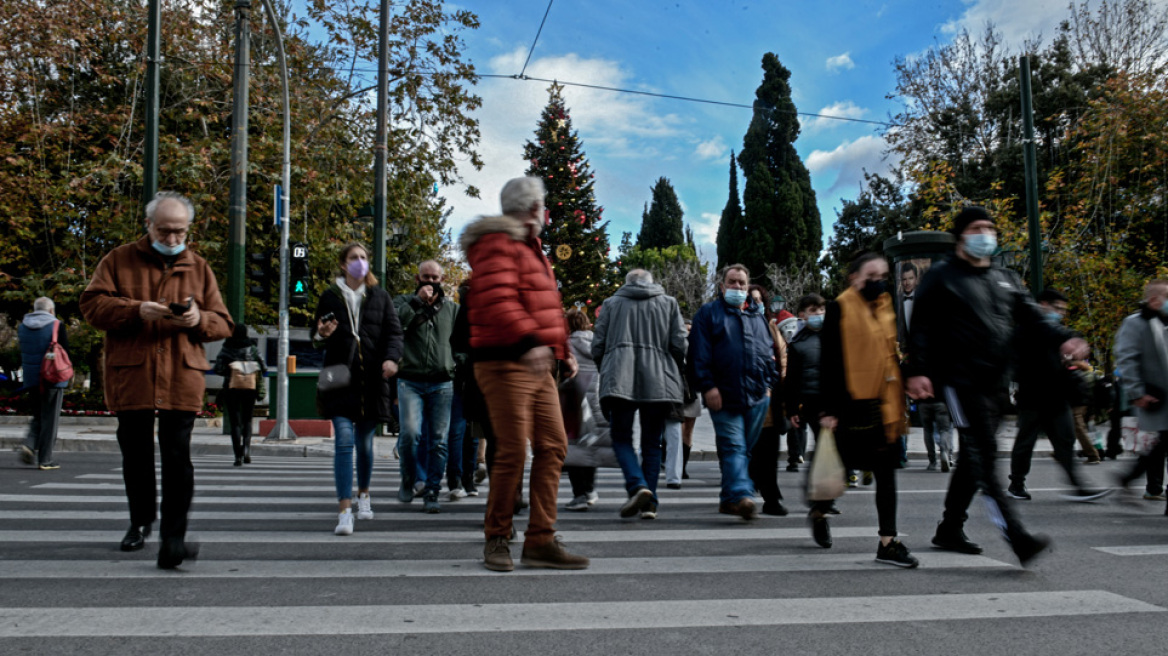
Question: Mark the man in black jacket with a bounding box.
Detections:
[1008,289,1111,502]
[906,206,1088,566]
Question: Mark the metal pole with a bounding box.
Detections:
[226,0,252,325]
[142,0,161,207]
[259,0,296,442]
[372,0,391,283]
[1019,55,1043,296]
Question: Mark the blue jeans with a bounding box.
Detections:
[445,388,468,488]
[710,401,770,504]
[607,400,669,497]
[332,417,377,501]
[397,379,453,496]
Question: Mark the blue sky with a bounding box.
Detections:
[428,0,1106,260]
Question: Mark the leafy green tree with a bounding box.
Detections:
[637,177,685,250]
[523,83,615,309]
[716,151,743,269]
[821,172,923,292]
[736,53,821,270]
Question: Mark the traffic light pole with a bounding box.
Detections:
[226,0,251,325]
[1020,55,1044,296]
[261,0,296,442]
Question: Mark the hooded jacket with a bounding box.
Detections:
[18,311,70,390]
[783,324,822,413]
[688,295,779,412]
[591,280,687,404]
[80,236,233,412]
[905,256,1072,391]
[459,214,568,361]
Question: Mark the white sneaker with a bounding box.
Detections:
[335,510,355,536]
[585,491,599,506]
[356,493,374,520]
[449,487,468,501]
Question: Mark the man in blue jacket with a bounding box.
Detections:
[689,264,779,519]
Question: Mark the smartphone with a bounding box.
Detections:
[169,298,192,315]
[320,312,336,323]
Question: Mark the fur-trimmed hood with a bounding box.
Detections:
[459,214,529,254]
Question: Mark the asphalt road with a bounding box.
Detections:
[1,450,1166,655]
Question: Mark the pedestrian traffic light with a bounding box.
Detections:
[247,251,273,304]
[289,242,310,306]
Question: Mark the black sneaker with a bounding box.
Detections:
[1011,532,1052,567]
[785,463,799,472]
[931,522,984,554]
[620,488,654,518]
[875,539,920,568]
[761,500,789,516]
[1007,484,1032,500]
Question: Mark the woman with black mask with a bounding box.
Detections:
[214,324,266,466]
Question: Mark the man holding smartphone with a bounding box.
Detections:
[81,191,233,569]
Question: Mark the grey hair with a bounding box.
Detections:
[625,268,653,285]
[418,260,443,275]
[33,297,54,313]
[145,191,195,224]
[500,177,545,215]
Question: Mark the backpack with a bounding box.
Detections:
[40,321,74,387]
[227,360,260,390]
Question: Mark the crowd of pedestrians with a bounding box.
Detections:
[16,186,1168,572]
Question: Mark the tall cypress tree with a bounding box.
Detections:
[523,83,615,308]
[716,151,742,270]
[638,177,685,249]
[738,53,821,269]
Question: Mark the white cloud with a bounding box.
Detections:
[694,212,721,245]
[440,48,687,246]
[806,135,899,200]
[940,0,1073,46]
[803,101,869,133]
[694,135,727,161]
[825,52,855,73]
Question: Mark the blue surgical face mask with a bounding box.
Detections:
[152,240,186,257]
[963,233,997,259]
[806,314,824,330]
[1044,312,1063,324]
[723,288,748,307]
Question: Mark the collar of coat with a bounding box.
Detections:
[459,214,531,252]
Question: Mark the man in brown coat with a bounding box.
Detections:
[80,191,233,569]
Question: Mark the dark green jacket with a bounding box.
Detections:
[393,292,459,382]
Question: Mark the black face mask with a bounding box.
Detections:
[860,279,886,302]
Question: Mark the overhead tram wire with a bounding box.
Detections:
[480,73,895,128]
[520,0,556,79]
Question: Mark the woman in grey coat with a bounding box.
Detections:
[1115,281,1168,511]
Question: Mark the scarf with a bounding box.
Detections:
[836,286,906,443]
[336,277,366,338]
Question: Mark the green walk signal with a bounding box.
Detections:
[289,242,310,306]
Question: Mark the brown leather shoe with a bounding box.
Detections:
[719,498,757,520]
[483,536,514,572]
[520,537,590,570]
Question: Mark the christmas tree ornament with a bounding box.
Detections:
[556,244,572,260]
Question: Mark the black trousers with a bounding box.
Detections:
[787,395,822,464]
[565,466,596,497]
[222,389,258,459]
[810,450,898,536]
[940,387,1030,542]
[749,424,784,504]
[116,410,196,541]
[1010,401,1085,489]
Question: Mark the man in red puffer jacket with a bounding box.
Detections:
[459,176,589,573]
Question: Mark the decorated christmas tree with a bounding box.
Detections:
[523,83,617,310]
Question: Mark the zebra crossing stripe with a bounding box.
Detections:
[0,591,1158,637]
[0,552,1011,579]
[1092,545,1168,556]
[0,527,894,544]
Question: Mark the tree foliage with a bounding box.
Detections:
[620,244,710,319]
[637,177,685,250]
[730,53,821,271]
[715,151,742,270]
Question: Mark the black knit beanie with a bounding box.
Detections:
[950,206,993,235]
